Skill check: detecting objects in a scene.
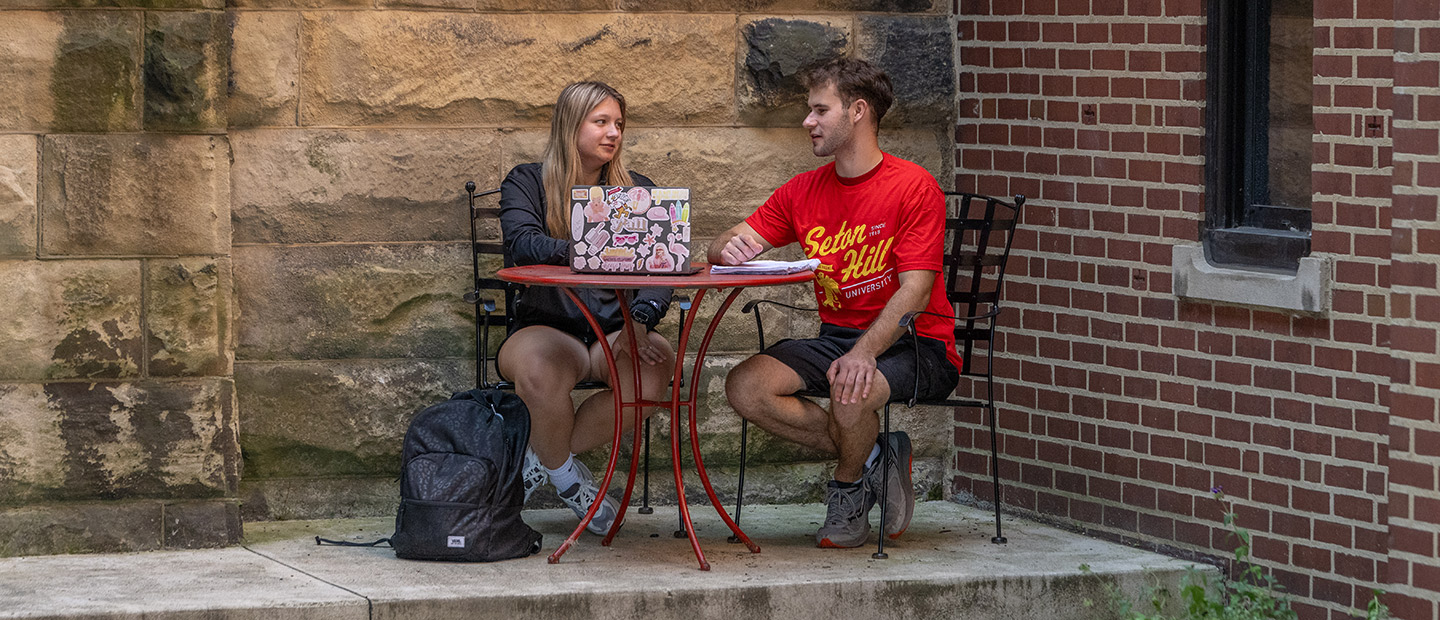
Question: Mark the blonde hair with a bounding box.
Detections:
[542,81,633,239]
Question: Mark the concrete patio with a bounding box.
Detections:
[1,502,1213,620]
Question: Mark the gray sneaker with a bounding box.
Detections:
[863,431,915,540]
[521,447,547,503]
[555,459,621,536]
[815,480,873,548]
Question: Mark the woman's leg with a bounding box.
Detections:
[496,325,590,469]
[570,329,676,455]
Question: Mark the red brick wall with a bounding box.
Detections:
[951,1,1428,618]
[1387,2,1440,619]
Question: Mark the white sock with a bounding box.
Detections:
[863,442,882,470]
[546,455,583,492]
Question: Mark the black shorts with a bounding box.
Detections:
[760,323,960,402]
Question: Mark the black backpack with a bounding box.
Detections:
[388,388,543,562]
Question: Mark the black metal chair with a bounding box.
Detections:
[463,182,682,514]
[732,191,1025,558]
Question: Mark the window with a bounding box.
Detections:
[1203,0,1314,272]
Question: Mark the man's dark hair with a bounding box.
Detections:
[802,58,895,129]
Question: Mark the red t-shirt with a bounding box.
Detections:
[746,153,962,372]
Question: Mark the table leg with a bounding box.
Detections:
[686,288,761,553]
[669,288,710,570]
[547,287,633,565]
[602,292,647,546]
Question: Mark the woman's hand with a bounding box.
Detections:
[612,322,669,366]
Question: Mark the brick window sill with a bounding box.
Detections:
[1171,244,1330,313]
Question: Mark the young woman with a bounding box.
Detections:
[497,81,676,535]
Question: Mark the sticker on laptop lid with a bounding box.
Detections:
[584,226,609,249]
[627,187,651,211]
[600,247,636,272]
[652,188,689,202]
[572,188,590,201]
[570,204,584,240]
[585,198,609,223]
[645,243,675,272]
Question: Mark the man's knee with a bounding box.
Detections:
[828,399,876,429]
[827,373,890,426]
[726,356,796,419]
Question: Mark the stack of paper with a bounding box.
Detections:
[710,259,820,275]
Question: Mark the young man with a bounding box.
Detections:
[708,58,963,548]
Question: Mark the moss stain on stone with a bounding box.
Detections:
[144,12,227,130]
[740,19,848,124]
[241,436,399,479]
[50,12,138,133]
[109,386,222,499]
[51,323,137,379]
[48,383,123,498]
[744,19,845,93]
[303,134,345,180]
[209,381,240,494]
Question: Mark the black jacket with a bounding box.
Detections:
[498,163,672,338]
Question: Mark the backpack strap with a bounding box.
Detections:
[314,536,392,547]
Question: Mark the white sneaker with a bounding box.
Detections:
[521,447,547,503]
[554,459,620,536]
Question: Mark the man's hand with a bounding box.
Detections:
[718,233,765,266]
[827,350,878,405]
[708,223,773,265]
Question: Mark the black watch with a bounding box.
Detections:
[631,299,664,330]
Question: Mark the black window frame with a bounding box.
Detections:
[1203,0,1312,273]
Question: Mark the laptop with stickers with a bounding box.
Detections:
[567,185,698,274]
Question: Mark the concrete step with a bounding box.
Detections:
[1,502,1214,620]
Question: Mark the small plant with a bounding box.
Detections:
[1360,589,1391,620]
[1082,489,1390,620]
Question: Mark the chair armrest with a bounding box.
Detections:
[899,305,1002,329]
[740,299,818,352]
[896,306,1002,407]
[741,298,818,315]
[462,290,498,314]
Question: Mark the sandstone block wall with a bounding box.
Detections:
[0,5,239,554]
[1,0,959,552]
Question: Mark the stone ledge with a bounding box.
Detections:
[0,498,240,556]
[0,504,1211,619]
[1171,244,1331,313]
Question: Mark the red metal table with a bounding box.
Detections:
[496,264,814,570]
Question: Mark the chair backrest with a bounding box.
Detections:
[465,183,515,389]
[941,192,1025,378]
[464,182,640,392]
